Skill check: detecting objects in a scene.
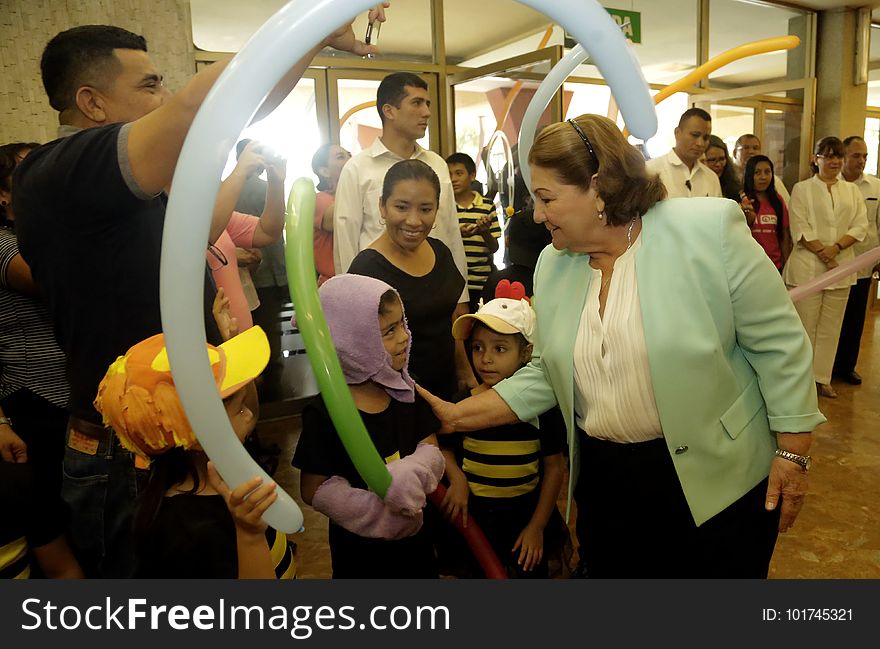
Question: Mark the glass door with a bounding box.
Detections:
[692,78,815,190]
[448,48,561,266]
[760,102,804,192]
[215,70,328,196]
[448,48,561,195]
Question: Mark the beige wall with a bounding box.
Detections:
[0,0,195,144]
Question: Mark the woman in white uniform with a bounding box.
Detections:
[782,136,868,399]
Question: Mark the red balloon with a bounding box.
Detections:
[428,484,508,580]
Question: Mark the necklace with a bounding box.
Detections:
[598,217,640,293]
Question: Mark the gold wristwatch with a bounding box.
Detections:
[775,448,811,472]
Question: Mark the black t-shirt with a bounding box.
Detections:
[292,394,440,578]
[135,493,295,579]
[13,124,220,423]
[348,238,465,400]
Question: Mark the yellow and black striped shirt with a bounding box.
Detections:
[456,193,502,293]
[443,391,566,499]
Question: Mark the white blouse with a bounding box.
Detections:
[782,175,868,289]
[572,236,664,443]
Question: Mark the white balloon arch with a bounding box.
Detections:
[159,0,657,533]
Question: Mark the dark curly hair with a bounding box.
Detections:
[0,142,40,223]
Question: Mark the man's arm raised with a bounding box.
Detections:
[126,4,389,196]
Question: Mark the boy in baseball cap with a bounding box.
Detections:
[439,281,567,578]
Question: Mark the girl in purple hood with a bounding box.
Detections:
[292,274,445,578]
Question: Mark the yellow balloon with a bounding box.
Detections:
[652,36,800,106]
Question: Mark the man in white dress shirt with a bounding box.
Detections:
[733,133,791,204]
[833,135,880,385]
[332,72,468,304]
[645,108,721,199]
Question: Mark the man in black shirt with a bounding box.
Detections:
[13,13,386,577]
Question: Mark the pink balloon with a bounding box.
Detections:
[788,247,880,303]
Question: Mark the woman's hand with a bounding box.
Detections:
[740,196,755,225]
[765,456,808,533]
[415,384,457,434]
[513,522,544,572]
[265,153,287,185]
[817,244,839,265]
[208,462,277,539]
[236,247,262,269]
[233,140,268,179]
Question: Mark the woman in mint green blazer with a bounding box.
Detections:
[420,115,824,578]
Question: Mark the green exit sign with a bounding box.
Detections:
[565,8,641,47]
[607,8,641,43]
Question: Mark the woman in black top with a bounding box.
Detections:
[349,160,466,399]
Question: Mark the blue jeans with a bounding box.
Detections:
[61,423,148,578]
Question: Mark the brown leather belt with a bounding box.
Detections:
[69,415,112,442]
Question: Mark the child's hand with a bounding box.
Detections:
[512,522,544,571]
[385,460,427,516]
[440,478,469,527]
[212,287,239,342]
[459,222,477,237]
[208,462,276,538]
[474,214,493,234]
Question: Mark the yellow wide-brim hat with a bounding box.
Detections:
[94,326,269,458]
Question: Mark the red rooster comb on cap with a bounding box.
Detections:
[494,279,529,304]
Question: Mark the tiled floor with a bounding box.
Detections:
[257,306,880,579]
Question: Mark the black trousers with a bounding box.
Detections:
[0,389,69,527]
[833,277,871,375]
[574,432,780,578]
